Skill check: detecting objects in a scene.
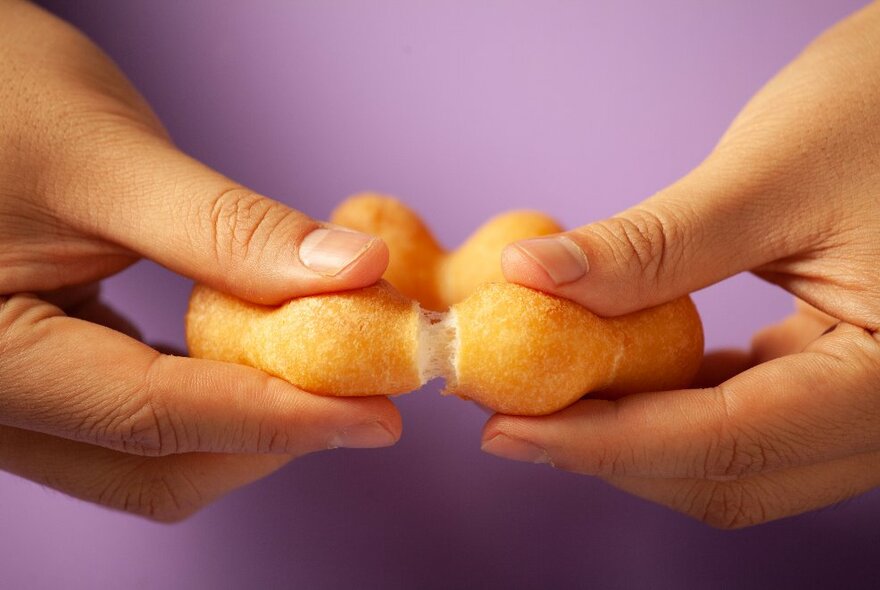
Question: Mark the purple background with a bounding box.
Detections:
[3,1,878,588]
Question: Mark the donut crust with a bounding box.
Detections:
[186,194,705,415]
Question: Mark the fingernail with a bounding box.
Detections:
[513,236,588,285]
[481,433,551,465]
[299,228,375,276]
[329,422,397,449]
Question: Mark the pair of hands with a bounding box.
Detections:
[2,0,878,526]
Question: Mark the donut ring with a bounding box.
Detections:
[330,193,563,310]
[186,194,704,415]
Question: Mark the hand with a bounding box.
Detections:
[484,2,880,528]
[0,0,398,522]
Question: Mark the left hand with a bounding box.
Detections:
[0,0,397,522]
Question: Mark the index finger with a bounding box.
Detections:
[482,324,880,480]
[0,294,401,457]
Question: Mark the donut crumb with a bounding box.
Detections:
[417,308,458,388]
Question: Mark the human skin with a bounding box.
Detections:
[487,2,880,528]
[0,0,401,522]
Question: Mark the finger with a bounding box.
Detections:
[498,22,876,319]
[38,282,101,311]
[690,349,753,388]
[794,297,839,326]
[751,298,838,364]
[149,342,186,356]
[501,166,808,315]
[0,424,293,523]
[500,0,880,318]
[66,294,143,340]
[683,296,839,391]
[36,283,143,339]
[602,450,880,529]
[0,294,402,456]
[46,135,388,305]
[482,324,880,480]
[681,296,840,390]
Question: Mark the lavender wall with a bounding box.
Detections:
[4,1,878,588]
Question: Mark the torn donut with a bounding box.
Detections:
[186,194,704,416]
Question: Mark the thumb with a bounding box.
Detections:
[61,136,388,305]
[501,167,804,316]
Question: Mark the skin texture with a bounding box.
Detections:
[487,1,880,528]
[0,0,400,522]
[3,0,878,529]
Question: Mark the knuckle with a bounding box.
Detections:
[108,355,193,456]
[0,295,59,354]
[253,420,293,454]
[590,206,688,287]
[138,474,203,523]
[691,481,770,530]
[587,445,636,477]
[118,397,182,457]
[95,463,205,523]
[698,385,802,481]
[0,296,27,357]
[204,187,298,264]
[702,424,770,480]
[674,479,770,530]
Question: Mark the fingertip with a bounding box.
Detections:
[481,413,504,443]
[317,395,403,450]
[278,230,388,301]
[501,234,628,315]
[480,414,555,465]
[481,413,533,445]
[217,234,389,306]
[332,236,389,288]
[288,383,401,421]
[500,243,558,291]
[363,394,404,441]
[326,394,404,444]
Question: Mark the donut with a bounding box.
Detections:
[330,193,562,310]
[186,194,704,415]
[187,281,422,396]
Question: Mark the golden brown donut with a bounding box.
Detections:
[330,194,446,310]
[187,281,422,396]
[186,281,703,415]
[451,283,702,414]
[330,193,561,309]
[186,193,704,415]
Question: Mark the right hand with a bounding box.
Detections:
[489,1,880,527]
[0,0,397,522]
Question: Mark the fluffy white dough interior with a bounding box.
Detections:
[416,307,459,388]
